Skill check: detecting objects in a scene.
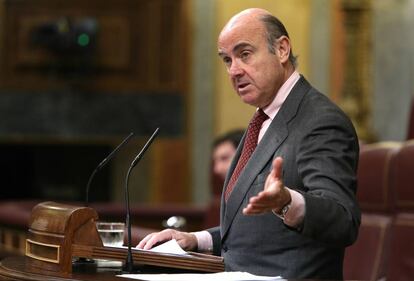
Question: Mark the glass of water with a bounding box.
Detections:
[96,222,125,247]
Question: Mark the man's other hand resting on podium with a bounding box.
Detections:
[137,229,198,252]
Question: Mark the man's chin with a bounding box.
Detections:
[239,95,258,107]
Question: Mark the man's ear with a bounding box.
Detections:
[275,36,291,64]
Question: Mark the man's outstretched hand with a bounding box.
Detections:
[243,157,291,215]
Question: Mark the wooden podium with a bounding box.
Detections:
[24,201,224,277]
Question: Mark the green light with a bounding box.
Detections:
[77,33,90,47]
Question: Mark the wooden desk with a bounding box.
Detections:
[0,256,129,281]
[0,256,225,281]
[0,256,344,281]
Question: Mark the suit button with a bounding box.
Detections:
[222,245,228,252]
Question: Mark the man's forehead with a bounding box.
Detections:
[218,23,264,54]
[221,13,262,36]
[222,13,246,32]
[222,8,268,31]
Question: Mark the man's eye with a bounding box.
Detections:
[241,52,250,60]
[223,57,231,65]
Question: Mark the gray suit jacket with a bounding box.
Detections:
[208,76,360,279]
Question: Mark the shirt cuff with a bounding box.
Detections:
[282,188,306,227]
[191,230,213,253]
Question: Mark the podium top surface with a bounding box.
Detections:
[0,256,334,281]
[0,256,126,281]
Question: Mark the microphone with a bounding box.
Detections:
[85,132,134,206]
[123,128,160,273]
[74,133,134,269]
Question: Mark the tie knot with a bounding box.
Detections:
[251,109,268,126]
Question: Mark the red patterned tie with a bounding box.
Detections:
[224,109,268,201]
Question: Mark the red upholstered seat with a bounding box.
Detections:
[357,142,401,213]
[0,200,39,228]
[386,213,414,281]
[390,140,414,212]
[343,213,392,281]
[386,142,414,280]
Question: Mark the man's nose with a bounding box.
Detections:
[229,61,243,77]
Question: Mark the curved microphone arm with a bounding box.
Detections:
[85,167,99,207]
[85,132,134,206]
[123,163,135,273]
[123,127,160,273]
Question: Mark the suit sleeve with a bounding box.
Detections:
[296,105,360,247]
[206,226,221,256]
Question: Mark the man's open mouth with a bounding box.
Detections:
[238,82,250,90]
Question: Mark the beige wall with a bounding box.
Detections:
[213,0,311,135]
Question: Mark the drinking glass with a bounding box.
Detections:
[96,222,125,247]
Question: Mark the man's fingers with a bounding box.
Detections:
[137,233,154,249]
[245,202,273,212]
[244,157,285,216]
[248,200,267,209]
[264,157,283,192]
[137,230,173,250]
[143,236,161,250]
[243,205,272,215]
[272,157,283,179]
[249,191,277,204]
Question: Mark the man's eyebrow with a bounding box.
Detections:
[218,51,227,58]
[218,42,254,57]
[233,42,254,53]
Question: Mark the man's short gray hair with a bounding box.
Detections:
[260,14,298,68]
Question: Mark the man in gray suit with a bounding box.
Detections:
[138,8,360,279]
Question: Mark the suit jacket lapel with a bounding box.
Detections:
[220,132,246,227]
[220,76,311,239]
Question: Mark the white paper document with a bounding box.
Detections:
[148,239,188,255]
[118,272,282,281]
[107,239,187,256]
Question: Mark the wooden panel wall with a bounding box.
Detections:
[0,0,191,204]
[0,0,188,93]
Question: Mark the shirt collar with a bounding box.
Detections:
[261,71,301,120]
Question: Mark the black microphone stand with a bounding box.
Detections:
[74,132,134,269]
[123,128,160,273]
[85,132,134,206]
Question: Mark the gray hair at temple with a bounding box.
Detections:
[260,14,298,68]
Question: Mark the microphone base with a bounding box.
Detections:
[72,257,97,273]
[72,257,96,265]
[121,263,141,274]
